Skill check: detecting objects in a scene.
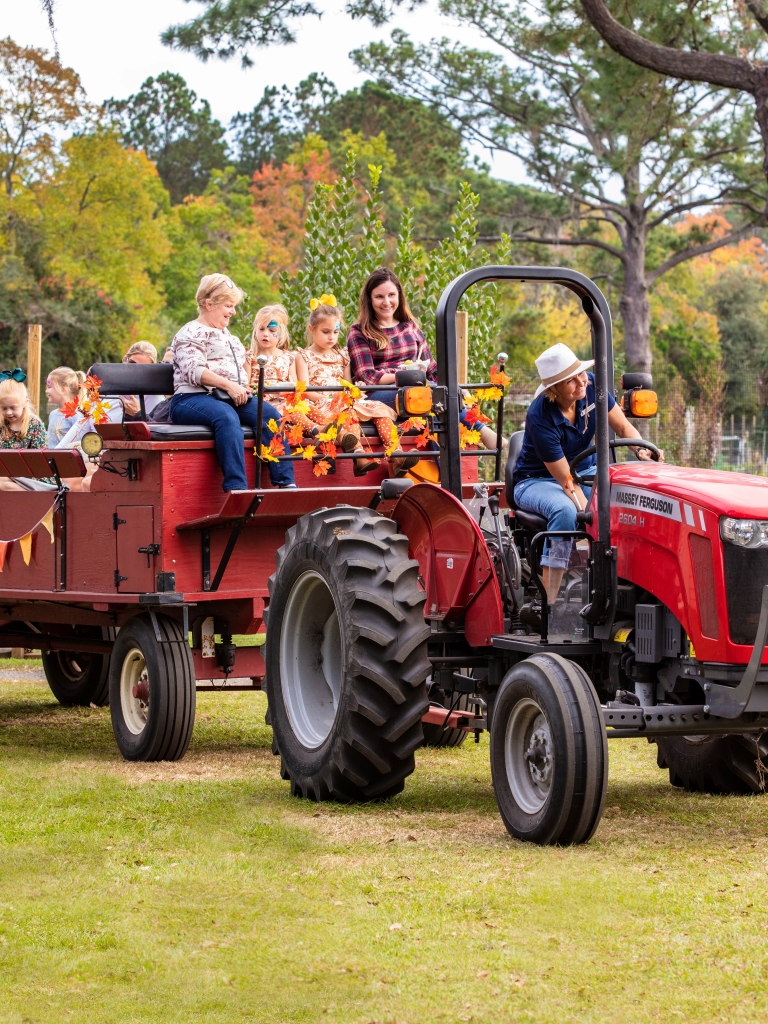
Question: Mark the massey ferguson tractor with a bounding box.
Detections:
[2,266,767,846]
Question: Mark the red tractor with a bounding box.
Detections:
[2,266,767,845]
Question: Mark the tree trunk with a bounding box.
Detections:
[618,202,651,372]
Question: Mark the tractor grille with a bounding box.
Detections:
[723,544,768,646]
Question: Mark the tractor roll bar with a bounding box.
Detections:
[435,265,614,551]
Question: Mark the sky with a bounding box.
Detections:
[4,0,520,180]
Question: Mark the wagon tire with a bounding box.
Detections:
[490,653,608,845]
[109,614,195,762]
[265,506,430,802]
[41,627,115,707]
[655,733,768,794]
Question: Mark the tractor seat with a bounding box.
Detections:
[505,429,548,533]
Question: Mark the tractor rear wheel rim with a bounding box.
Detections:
[120,647,150,736]
[505,697,553,814]
[280,569,342,749]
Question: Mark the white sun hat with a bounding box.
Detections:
[534,343,594,398]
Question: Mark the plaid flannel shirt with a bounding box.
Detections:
[346,321,437,386]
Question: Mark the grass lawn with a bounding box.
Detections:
[1,662,768,1023]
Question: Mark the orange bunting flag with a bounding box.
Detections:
[0,541,7,572]
[19,532,32,565]
[41,507,55,543]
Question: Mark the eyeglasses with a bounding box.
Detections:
[0,367,26,383]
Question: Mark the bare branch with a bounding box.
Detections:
[579,0,757,92]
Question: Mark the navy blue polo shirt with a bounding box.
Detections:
[513,373,615,484]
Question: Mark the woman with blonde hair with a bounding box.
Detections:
[45,367,87,446]
[169,274,295,491]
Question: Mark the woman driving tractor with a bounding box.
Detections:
[513,343,663,622]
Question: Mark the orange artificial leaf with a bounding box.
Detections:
[490,365,511,388]
[313,459,332,477]
[287,422,305,447]
[268,436,285,457]
[320,440,337,459]
[414,430,435,450]
[61,398,79,418]
[464,405,491,426]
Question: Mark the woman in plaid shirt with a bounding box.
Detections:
[347,269,437,393]
[347,269,498,453]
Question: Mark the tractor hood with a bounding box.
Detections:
[609,462,768,519]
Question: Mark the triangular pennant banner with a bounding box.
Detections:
[0,541,7,573]
[19,532,32,566]
[41,507,55,543]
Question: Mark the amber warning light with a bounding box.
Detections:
[620,372,658,419]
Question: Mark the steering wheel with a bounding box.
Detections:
[569,438,661,485]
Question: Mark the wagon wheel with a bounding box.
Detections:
[41,627,115,707]
[490,653,608,845]
[109,614,195,762]
[655,733,768,795]
[264,506,431,801]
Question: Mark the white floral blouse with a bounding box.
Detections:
[171,321,247,394]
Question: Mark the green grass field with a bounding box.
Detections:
[1,661,767,1023]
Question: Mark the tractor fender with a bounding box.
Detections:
[392,483,504,646]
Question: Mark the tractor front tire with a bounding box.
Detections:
[655,733,768,794]
[109,614,195,762]
[265,506,430,802]
[490,653,608,845]
[42,628,115,707]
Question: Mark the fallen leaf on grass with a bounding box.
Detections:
[510,974,526,988]
[477,970,489,979]
[483,922,497,928]
[389,922,402,931]
[407,834,416,841]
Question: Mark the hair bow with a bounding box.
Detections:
[0,367,26,383]
[309,293,337,310]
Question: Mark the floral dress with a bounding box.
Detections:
[1,418,47,450]
[302,347,395,426]
[248,348,295,415]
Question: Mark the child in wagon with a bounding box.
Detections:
[247,303,319,440]
[295,297,408,476]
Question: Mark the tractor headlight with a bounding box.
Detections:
[720,517,768,548]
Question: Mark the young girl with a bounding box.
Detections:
[0,374,53,492]
[295,301,403,476]
[1,376,47,450]
[45,367,87,446]
[247,304,316,438]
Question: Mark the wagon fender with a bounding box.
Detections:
[392,483,503,646]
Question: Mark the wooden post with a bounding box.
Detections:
[27,324,42,414]
[456,311,468,385]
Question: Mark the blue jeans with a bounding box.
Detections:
[514,477,592,569]
[170,393,294,491]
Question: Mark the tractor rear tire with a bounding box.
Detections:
[42,627,115,707]
[109,614,195,762]
[265,506,430,802]
[655,733,768,794]
[422,686,470,748]
[490,653,608,845]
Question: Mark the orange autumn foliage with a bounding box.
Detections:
[250,140,336,278]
